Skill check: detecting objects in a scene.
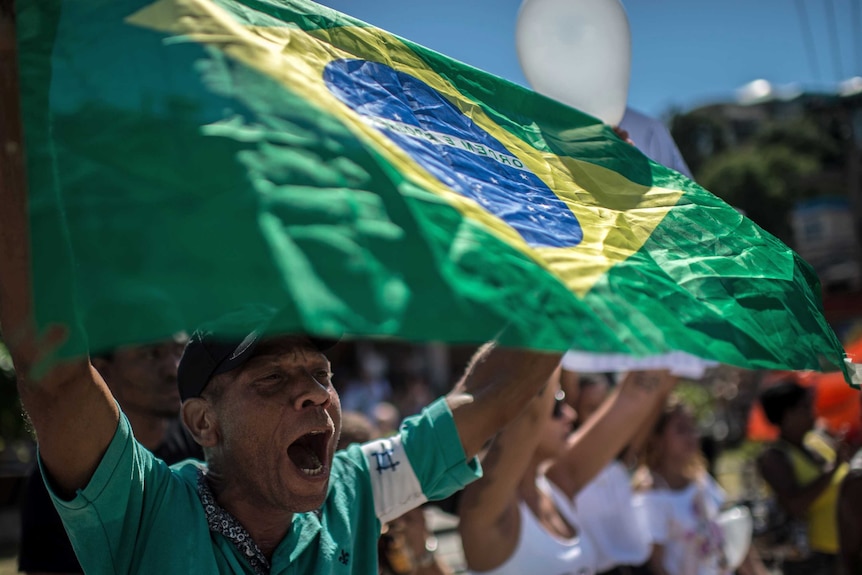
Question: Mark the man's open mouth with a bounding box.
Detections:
[287,430,330,477]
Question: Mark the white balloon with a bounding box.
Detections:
[718,506,753,570]
[516,0,631,126]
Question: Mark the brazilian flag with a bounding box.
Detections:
[15,0,850,376]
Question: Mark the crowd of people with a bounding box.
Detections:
[8,332,861,575]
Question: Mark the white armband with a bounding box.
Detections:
[361,435,427,524]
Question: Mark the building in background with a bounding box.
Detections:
[791,198,861,292]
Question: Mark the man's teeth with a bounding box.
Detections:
[300,452,324,476]
[301,464,325,476]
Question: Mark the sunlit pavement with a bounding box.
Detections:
[425,506,466,573]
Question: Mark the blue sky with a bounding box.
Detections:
[316,0,862,118]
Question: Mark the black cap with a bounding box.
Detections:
[177,306,338,401]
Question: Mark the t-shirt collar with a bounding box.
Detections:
[196,469,271,575]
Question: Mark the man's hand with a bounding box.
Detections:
[612,125,634,145]
[446,344,561,460]
[0,0,31,355]
[0,5,119,498]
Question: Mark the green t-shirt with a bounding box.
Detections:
[44,397,480,574]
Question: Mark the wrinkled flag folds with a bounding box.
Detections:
[15,0,851,380]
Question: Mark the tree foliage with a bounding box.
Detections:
[672,110,849,243]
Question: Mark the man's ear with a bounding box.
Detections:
[181,398,219,448]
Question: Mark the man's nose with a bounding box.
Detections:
[293,371,332,410]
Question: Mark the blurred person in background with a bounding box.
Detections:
[640,399,767,575]
[756,381,848,575]
[619,108,692,179]
[837,390,862,574]
[18,339,204,575]
[395,375,436,418]
[337,411,377,450]
[575,371,670,575]
[340,348,392,419]
[373,402,401,437]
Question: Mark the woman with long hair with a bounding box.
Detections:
[641,400,768,575]
[574,372,665,575]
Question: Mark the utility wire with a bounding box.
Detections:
[852,0,862,75]
[824,0,845,80]
[795,0,822,82]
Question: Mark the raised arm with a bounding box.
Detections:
[545,370,677,500]
[0,4,118,498]
[445,342,562,459]
[620,377,675,468]
[457,367,560,571]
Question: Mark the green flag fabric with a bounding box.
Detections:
[15,0,850,376]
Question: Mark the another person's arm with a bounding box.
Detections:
[545,371,677,499]
[756,447,840,518]
[620,384,672,468]
[445,343,562,460]
[457,371,559,572]
[0,6,119,498]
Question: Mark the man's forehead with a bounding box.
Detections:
[246,336,329,364]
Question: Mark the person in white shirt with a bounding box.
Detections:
[640,399,768,575]
[574,373,667,575]
[619,108,692,178]
[458,368,677,575]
